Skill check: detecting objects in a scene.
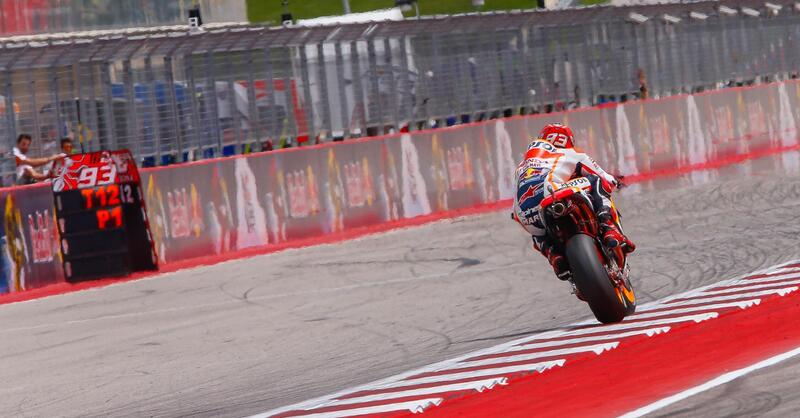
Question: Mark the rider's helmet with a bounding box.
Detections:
[538,123,574,149]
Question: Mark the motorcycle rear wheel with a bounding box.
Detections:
[566,234,628,324]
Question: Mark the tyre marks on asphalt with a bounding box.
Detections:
[255,260,800,418]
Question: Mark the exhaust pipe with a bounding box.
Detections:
[551,201,567,217]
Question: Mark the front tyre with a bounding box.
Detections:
[566,234,627,324]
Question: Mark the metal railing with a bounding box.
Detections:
[0,0,186,35]
[2,0,800,183]
[0,0,246,36]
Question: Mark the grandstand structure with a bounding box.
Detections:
[1,0,799,182]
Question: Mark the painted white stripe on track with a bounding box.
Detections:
[717,274,800,289]
[619,344,800,418]
[460,342,618,368]
[700,279,800,295]
[629,300,761,320]
[737,271,800,283]
[376,359,566,390]
[511,327,670,351]
[254,261,800,418]
[750,267,800,276]
[663,288,797,307]
[653,265,799,305]
[555,313,718,338]
[321,378,505,408]
[288,398,444,418]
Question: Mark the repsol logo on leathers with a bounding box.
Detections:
[528,141,558,152]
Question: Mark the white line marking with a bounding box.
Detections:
[736,271,800,284]
[619,344,800,418]
[699,278,800,295]
[377,359,566,390]
[290,398,444,418]
[758,266,800,276]
[653,266,799,305]
[260,315,713,416]
[630,300,761,320]
[511,327,670,352]
[556,313,719,338]
[254,261,800,418]
[459,342,618,368]
[661,287,797,307]
[321,378,505,408]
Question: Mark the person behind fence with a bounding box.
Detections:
[511,123,636,279]
[41,137,77,180]
[13,134,64,185]
[60,138,75,155]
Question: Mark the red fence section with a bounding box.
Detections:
[3,81,800,294]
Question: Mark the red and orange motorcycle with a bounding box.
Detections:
[540,178,636,323]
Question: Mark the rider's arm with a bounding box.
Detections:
[576,153,618,191]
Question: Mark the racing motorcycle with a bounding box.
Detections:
[539,177,636,323]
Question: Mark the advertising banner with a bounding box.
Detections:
[0,184,64,294]
[3,80,799,294]
[139,80,800,266]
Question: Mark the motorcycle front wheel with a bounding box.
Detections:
[566,233,628,324]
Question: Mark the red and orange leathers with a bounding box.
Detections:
[512,140,618,238]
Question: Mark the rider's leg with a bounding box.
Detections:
[598,207,635,251]
[513,193,570,279]
[533,234,570,280]
[586,175,636,252]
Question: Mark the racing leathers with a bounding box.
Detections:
[512,140,635,279]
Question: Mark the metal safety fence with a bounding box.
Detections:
[0,0,183,34]
[2,0,800,184]
[6,79,798,294]
[0,0,245,36]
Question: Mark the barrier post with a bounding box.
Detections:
[349,39,367,137]
[365,32,383,134]
[143,51,160,162]
[383,37,401,133]
[298,43,317,143]
[244,34,262,148]
[258,39,279,144]
[206,48,221,156]
[396,34,413,130]
[316,42,333,140]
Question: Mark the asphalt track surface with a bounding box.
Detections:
[1,153,800,418]
[651,356,800,418]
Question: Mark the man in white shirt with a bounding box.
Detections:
[13,134,63,185]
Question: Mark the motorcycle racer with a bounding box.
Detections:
[512,123,635,279]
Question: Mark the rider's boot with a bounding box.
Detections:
[533,236,571,280]
[544,246,571,280]
[599,212,636,253]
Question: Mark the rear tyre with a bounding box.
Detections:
[566,234,627,324]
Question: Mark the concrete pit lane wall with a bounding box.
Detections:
[2,80,800,294]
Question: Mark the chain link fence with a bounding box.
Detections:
[3,0,800,184]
